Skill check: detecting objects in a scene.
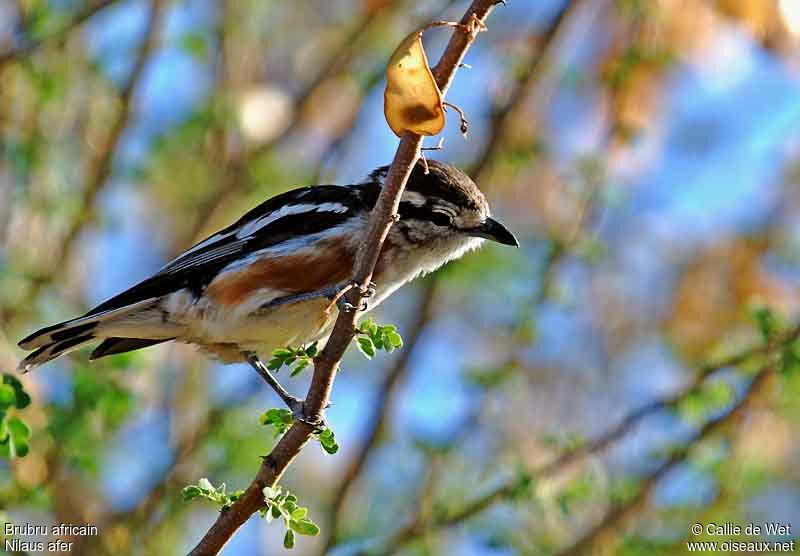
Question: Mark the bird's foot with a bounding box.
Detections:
[335,281,377,313]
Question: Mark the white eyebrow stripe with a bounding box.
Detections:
[235,202,349,239]
[402,191,426,206]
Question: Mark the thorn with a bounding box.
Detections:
[468,14,488,34]
[444,102,469,137]
[422,137,445,152]
[420,152,430,174]
[458,62,472,69]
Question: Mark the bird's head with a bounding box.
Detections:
[367,159,518,252]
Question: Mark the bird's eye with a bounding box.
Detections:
[430,212,452,227]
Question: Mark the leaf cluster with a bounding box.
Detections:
[182,478,243,509]
[0,374,31,459]
[260,408,339,454]
[261,486,320,549]
[267,342,318,377]
[356,319,403,359]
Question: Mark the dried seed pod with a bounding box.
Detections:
[383,30,445,136]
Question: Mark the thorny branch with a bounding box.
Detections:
[187,2,503,554]
[319,1,583,550]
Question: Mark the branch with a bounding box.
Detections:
[0,0,122,69]
[187,2,503,554]
[369,322,800,554]
[319,2,584,546]
[319,281,439,553]
[554,362,778,556]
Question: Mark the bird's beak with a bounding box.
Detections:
[466,217,519,247]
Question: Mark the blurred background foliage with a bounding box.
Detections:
[1,0,800,554]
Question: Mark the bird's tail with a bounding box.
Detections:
[17,298,174,372]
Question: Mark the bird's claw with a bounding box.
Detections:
[335,281,376,312]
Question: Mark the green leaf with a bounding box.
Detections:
[290,518,320,536]
[284,529,295,549]
[290,507,308,520]
[357,337,376,359]
[290,359,309,377]
[0,417,30,458]
[386,330,403,348]
[305,342,318,357]
[0,385,15,409]
[178,32,209,59]
[751,305,780,343]
[182,485,203,500]
[262,486,280,500]
[3,374,31,409]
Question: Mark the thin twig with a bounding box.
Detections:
[186,2,502,554]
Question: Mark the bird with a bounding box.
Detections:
[17,159,517,417]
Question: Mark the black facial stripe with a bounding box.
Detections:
[398,201,452,227]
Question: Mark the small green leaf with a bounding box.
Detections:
[357,337,376,359]
[0,385,15,408]
[182,485,203,500]
[284,529,295,549]
[290,359,309,377]
[386,330,403,348]
[290,507,308,520]
[290,518,320,536]
[3,375,30,409]
[1,417,30,458]
[198,478,214,492]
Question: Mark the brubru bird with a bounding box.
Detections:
[18,160,518,417]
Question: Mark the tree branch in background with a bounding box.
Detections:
[182,0,406,246]
[369,321,800,555]
[4,0,164,322]
[0,0,122,69]
[555,361,779,556]
[187,2,502,554]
